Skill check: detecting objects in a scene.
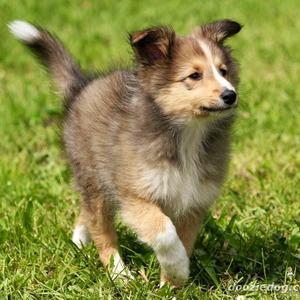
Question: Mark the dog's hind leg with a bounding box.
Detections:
[73,196,131,280]
[72,205,91,248]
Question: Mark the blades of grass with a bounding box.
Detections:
[22,200,33,232]
[261,248,267,281]
[198,257,219,287]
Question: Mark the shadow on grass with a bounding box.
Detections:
[191,213,300,288]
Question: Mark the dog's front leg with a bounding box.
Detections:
[121,196,189,287]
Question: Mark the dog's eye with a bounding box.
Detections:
[219,67,227,77]
[188,72,202,80]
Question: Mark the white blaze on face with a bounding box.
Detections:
[199,41,235,92]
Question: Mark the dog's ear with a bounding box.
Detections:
[201,19,242,43]
[130,26,175,65]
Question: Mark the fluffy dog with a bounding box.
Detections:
[9,19,241,286]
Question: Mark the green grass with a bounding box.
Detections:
[1,0,300,299]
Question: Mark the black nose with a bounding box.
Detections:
[220,89,236,105]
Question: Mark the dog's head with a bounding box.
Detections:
[130,20,241,124]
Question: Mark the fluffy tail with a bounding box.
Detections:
[8,20,86,101]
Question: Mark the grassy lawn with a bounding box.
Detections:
[1,0,300,299]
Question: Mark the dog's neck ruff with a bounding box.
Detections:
[138,119,219,219]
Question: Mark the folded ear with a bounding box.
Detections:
[201,19,242,43]
[130,26,175,65]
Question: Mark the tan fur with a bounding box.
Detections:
[77,198,118,265]
[175,209,206,256]
[121,196,170,244]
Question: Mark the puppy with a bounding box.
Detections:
[9,19,241,286]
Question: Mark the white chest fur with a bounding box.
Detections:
[139,124,221,218]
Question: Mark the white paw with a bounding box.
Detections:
[158,245,189,283]
[154,220,190,284]
[72,224,91,248]
[110,253,134,281]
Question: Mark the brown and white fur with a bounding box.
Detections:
[9,19,241,286]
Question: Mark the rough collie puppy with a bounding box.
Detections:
[9,19,241,286]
